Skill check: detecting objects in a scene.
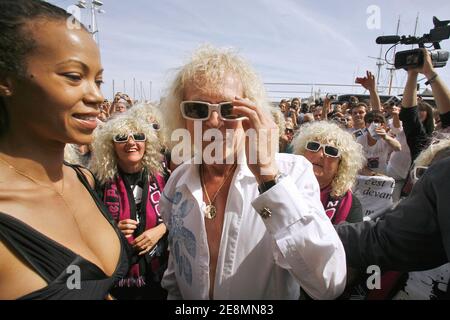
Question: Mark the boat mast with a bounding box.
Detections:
[412,13,420,49]
[388,16,401,95]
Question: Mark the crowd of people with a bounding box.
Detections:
[1,0,450,300]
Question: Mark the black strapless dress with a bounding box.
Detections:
[0,163,130,299]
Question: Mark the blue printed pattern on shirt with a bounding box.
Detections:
[166,190,196,286]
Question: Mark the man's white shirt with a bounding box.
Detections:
[160,153,346,300]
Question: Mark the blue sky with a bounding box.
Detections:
[48,0,450,102]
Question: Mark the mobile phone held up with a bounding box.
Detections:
[367,123,380,140]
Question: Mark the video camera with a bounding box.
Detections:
[376,16,450,69]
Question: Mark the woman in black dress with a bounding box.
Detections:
[0,0,129,299]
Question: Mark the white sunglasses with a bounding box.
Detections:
[180,101,247,121]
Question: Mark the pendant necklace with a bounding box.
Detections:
[0,156,65,197]
[199,163,237,220]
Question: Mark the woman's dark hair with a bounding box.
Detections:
[0,0,84,136]
[418,102,435,136]
[364,111,386,125]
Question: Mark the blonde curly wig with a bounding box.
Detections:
[414,137,450,168]
[64,144,82,165]
[89,113,163,184]
[291,121,366,197]
[126,102,167,146]
[271,107,286,138]
[160,44,273,149]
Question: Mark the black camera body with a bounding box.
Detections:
[394,48,450,69]
[377,17,450,70]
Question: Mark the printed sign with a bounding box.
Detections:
[353,175,395,218]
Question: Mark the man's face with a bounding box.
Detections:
[345,115,353,128]
[384,105,393,117]
[351,106,366,128]
[183,74,244,163]
[285,128,294,141]
[313,108,322,121]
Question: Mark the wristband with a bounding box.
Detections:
[425,73,438,86]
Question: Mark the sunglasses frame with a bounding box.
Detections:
[113,132,147,143]
[180,101,247,121]
[305,141,341,158]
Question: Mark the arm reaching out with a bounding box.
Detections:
[356,71,381,111]
[418,49,450,114]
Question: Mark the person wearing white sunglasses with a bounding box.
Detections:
[292,121,366,225]
[158,45,347,300]
[90,114,168,300]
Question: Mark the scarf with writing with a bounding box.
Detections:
[103,169,166,287]
[320,186,353,224]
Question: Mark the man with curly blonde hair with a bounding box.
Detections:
[158,45,346,300]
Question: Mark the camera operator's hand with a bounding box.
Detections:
[407,49,435,78]
[355,71,376,92]
[420,49,436,78]
[404,48,450,115]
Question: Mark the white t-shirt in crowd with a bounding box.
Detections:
[352,128,366,139]
[386,126,412,180]
[357,134,394,175]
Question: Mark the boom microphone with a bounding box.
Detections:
[375,35,401,44]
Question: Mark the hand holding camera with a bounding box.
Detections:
[405,49,436,75]
[374,126,388,139]
[378,17,450,70]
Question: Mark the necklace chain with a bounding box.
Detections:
[199,164,237,219]
[0,155,65,197]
